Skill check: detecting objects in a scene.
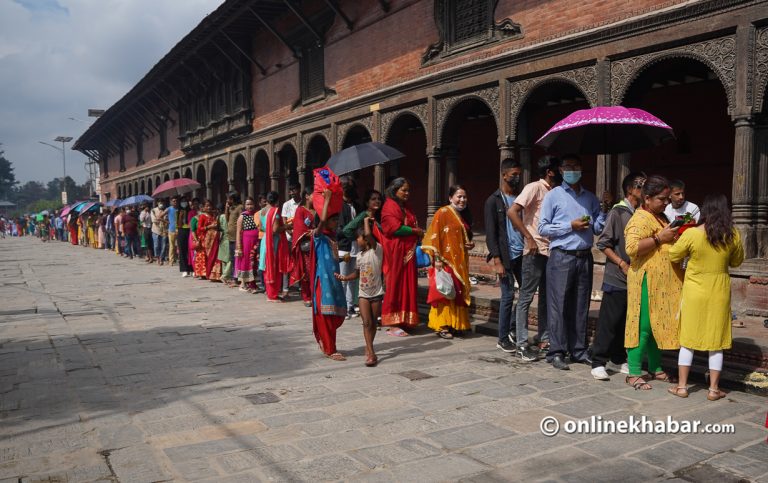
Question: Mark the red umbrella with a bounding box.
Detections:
[152,178,201,198]
[536,106,674,154]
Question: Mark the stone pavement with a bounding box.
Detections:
[0,237,766,483]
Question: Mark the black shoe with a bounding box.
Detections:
[496,339,516,353]
[507,332,516,345]
[552,354,570,370]
[570,355,593,365]
[517,344,538,362]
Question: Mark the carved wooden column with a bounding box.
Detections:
[756,122,768,258]
[519,145,532,186]
[427,149,442,219]
[374,165,386,193]
[205,183,213,201]
[596,154,612,197]
[499,142,514,162]
[247,177,255,199]
[616,153,631,196]
[228,178,236,193]
[732,115,757,258]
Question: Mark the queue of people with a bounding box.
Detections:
[17,158,743,400]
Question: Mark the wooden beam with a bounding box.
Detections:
[220,30,269,73]
[283,0,323,45]
[247,6,299,58]
[324,0,353,31]
[211,37,265,76]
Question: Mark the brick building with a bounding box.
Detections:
[74,0,768,314]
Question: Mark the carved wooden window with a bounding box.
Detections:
[300,44,325,103]
[422,0,522,64]
[450,0,491,47]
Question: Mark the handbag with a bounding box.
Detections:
[435,268,455,299]
[415,244,432,268]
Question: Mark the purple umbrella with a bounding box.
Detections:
[536,106,675,154]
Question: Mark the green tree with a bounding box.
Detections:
[12,181,47,208]
[0,149,18,200]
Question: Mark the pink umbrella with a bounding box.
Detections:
[152,178,201,198]
[536,106,674,154]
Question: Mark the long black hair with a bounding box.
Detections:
[700,194,735,249]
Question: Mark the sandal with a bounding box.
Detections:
[303,302,312,308]
[365,356,378,367]
[438,329,453,340]
[667,386,689,398]
[387,328,409,337]
[626,375,652,390]
[326,352,346,361]
[651,371,678,384]
[707,388,726,401]
[238,287,249,293]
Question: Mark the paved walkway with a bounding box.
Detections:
[0,237,766,482]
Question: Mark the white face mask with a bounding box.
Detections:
[180,202,189,208]
[158,203,165,209]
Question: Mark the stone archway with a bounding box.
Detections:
[147,178,153,196]
[252,149,270,199]
[233,154,247,200]
[140,180,145,195]
[173,171,180,179]
[195,164,206,201]
[440,97,499,231]
[341,124,374,197]
[304,134,332,189]
[385,112,429,226]
[210,159,228,206]
[277,143,298,201]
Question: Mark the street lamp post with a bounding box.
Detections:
[39,136,73,204]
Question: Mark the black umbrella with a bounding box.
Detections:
[325,142,405,176]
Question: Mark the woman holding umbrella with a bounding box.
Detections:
[377,177,422,336]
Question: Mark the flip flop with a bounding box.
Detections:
[365,356,378,367]
[387,328,409,337]
[327,352,346,361]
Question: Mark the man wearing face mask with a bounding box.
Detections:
[151,200,169,266]
[508,156,562,358]
[538,154,608,370]
[484,159,535,360]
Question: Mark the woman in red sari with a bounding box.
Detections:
[377,177,423,336]
[192,200,222,281]
[264,191,290,302]
[290,189,316,307]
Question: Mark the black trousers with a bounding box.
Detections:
[178,228,191,273]
[591,289,628,368]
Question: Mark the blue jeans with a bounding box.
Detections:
[339,257,358,311]
[515,253,549,345]
[153,233,167,261]
[497,256,522,343]
[125,234,139,258]
[545,248,593,361]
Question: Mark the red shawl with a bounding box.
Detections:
[265,206,290,285]
[289,206,314,285]
[377,198,420,327]
[197,213,221,278]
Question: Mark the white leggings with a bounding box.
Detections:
[678,346,723,371]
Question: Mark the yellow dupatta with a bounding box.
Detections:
[421,205,471,307]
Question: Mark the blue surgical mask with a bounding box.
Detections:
[563,170,582,185]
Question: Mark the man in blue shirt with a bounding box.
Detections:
[484,159,536,361]
[539,154,608,370]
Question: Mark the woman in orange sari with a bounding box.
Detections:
[290,189,316,306]
[421,185,474,339]
[264,191,290,302]
[377,177,423,336]
[192,200,222,281]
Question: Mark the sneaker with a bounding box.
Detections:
[181,272,190,278]
[496,339,516,353]
[516,343,538,362]
[591,366,610,380]
[507,332,516,345]
[607,361,629,374]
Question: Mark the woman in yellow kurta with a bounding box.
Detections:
[624,175,683,390]
[667,194,744,401]
[421,185,474,339]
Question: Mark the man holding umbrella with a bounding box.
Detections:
[538,154,608,371]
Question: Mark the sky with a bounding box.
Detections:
[0,0,224,185]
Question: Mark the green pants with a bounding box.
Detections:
[627,274,662,376]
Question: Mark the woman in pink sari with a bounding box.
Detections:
[290,189,316,306]
[264,191,290,302]
[235,197,260,292]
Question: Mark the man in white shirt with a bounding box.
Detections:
[664,179,700,223]
[281,183,302,295]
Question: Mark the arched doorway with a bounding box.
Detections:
[210,159,228,206]
[515,81,593,190]
[341,125,374,197]
[253,149,270,198]
[133,181,139,196]
[441,98,499,231]
[140,180,145,195]
[163,173,170,183]
[305,135,332,189]
[147,178,153,196]
[173,171,180,179]
[277,143,298,201]
[155,176,162,192]
[195,165,206,201]
[233,155,247,199]
[386,113,429,226]
[622,58,734,206]
[183,167,193,180]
